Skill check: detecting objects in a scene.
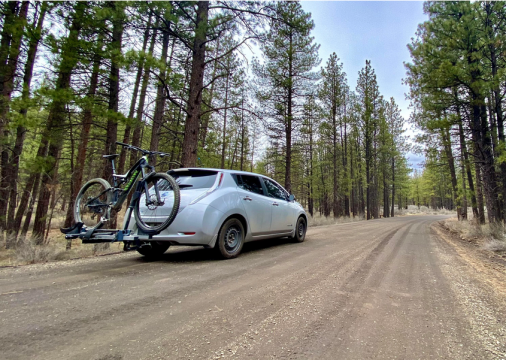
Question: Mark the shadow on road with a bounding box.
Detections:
[134,237,296,264]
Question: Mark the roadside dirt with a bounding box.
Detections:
[431,222,506,359]
[0,215,505,359]
[433,221,506,298]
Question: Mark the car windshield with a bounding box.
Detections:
[168,170,218,190]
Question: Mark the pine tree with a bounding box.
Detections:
[253,1,320,193]
[356,60,381,219]
[319,52,347,217]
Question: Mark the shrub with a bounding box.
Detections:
[15,237,66,264]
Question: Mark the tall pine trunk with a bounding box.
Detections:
[0,1,29,235]
[63,35,103,229]
[118,15,151,174]
[390,157,395,217]
[131,25,157,156]
[150,29,170,156]
[441,126,460,219]
[103,2,124,181]
[181,1,208,168]
[102,2,124,231]
[6,3,46,239]
[220,63,231,169]
[283,29,294,194]
[32,2,86,240]
[200,38,220,148]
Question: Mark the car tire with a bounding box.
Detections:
[137,241,170,258]
[291,216,307,243]
[215,218,245,259]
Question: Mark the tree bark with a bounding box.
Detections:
[441,126,460,219]
[118,14,151,174]
[11,135,47,241]
[478,103,501,223]
[101,2,124,233]
[149,28,169,156]
[0,1,29,235]
[103,2,124,182]
[126,25,158,205]
[390,157,395,217]
[308,117,314,216]
[474,155,486,225]
[32,2,86,241]
[6,3,46,238]
[63,34,103,228]
[343,105,349,217]
[181,1,209,168]
[131,25,158,156]
[240,93,245,171]
[220,62,231,169]
[456,95,478,220]
[200,38,220,149]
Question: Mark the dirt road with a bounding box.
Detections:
[1,215,505,359]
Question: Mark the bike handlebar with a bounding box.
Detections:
[115,142,170,158]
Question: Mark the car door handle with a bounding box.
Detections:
[272,202,279,206]
[243,196,252,201]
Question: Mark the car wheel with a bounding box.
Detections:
[215,218,245,259]
[137,241,170,258]
[291,216,306,243]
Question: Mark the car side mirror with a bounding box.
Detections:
[288,194,295,202]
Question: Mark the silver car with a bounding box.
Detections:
[127,168,307,259]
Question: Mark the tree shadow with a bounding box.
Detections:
[135,237,295,264]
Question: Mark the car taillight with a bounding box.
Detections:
[189,172,224,205]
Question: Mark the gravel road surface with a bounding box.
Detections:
[1,215,505,359]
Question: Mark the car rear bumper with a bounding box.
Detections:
[125,203,223,246]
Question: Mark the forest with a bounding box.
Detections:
[406,1,506,225]
[2,0,491,250]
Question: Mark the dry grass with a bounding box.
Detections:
[307,204,454,227]
[0,208,129,267]
[483,239,506,252]
[307,213,365,227]
[0,230,124,267]
[395,205,455,216]
[442,217,506,254]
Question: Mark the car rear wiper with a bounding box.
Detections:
[178,184,194,188]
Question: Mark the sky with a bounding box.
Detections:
[299,1,428,169]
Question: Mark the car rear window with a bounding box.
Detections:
[168,170,218,190]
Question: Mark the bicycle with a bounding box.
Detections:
[72,141,180,235]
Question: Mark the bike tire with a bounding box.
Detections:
[74,178,112,229]
[134,172,180,234]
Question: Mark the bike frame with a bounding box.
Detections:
[83,155,155,221]
[110,155,152,211]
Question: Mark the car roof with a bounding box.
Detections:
[169,168,271,178]
[169,168,289,192]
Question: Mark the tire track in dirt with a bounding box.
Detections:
[207,220,420,359]
[0,223,404,360]
[4,215,495,360]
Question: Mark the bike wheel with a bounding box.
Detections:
[134,173,180,234]
[74,178,112,229]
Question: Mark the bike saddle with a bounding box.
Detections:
[103,154,119,160]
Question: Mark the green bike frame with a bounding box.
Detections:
[110,155,151,211]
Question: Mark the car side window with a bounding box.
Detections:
[263,179,287,200]
[237,175,264,196]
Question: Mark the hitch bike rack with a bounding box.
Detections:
[60,222,166,252]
